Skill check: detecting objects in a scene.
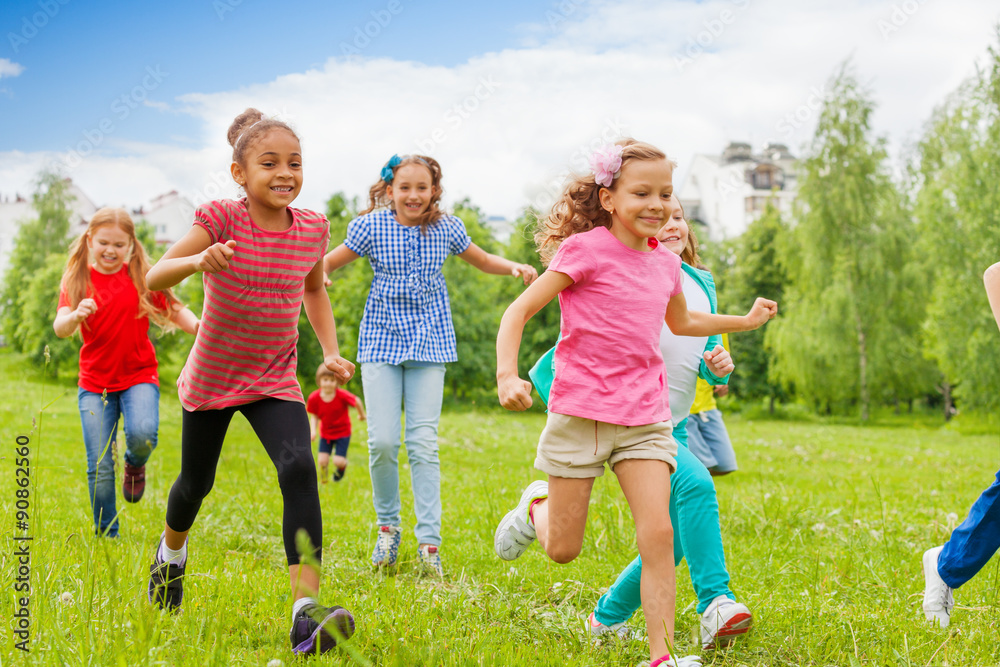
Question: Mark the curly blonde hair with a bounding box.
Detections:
[535,138,672,265]
[361,155,445,230]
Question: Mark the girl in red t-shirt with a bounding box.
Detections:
[53,207,198,539]
[307,363,367,483]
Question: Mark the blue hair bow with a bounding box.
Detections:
[381,154,402,183]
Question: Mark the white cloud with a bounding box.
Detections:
[0,58,25,79]
[1,0,998,220]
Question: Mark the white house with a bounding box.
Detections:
[0,179,98,282]
[133,190,195,246]
[677,142,799,242]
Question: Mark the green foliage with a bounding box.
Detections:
[767,63,929,418]
[1,171,73,353]
[15,254,80,374]
[711,201,791,405]
[914,28,1000,411]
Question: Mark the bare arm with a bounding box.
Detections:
[168,303,200,336]
[147,225,237,291]
[53,299,97,338]
[496,270,574,410]
[985,262,1000,332]
[665,294,777,337]
[302,260,355,383]
[323,244,361,274]
[353,396,367,421]
[458,242,538,286]
[308,413,319,441]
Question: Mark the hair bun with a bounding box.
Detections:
[227,108,266,148]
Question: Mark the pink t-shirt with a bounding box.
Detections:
[547,225,683,426]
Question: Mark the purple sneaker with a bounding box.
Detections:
[290,603,355,655]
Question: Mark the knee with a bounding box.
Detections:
[276,455,315,489]
[176,475,215,503]
[637,522,674,553]
[368,438,398,464]
[546,543,582,564]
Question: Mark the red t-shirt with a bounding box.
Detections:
[58,266,169,394]
[306,388,358,439]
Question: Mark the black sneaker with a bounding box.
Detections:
[148,540,185,611]
[333,466,346,482]
[290,603,355,655]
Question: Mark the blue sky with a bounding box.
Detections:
[1,0,548,151]
[1,1,999,219]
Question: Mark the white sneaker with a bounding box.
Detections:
[700,595,752,649]
[585,611,629,639]
[494,480,548,561]
[922,546,953,627]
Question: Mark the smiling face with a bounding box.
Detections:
[233,128,303,211]
[319,375,339,393]
[87,223,132,275]
[599,157,674,250]
[387,163,435,226]
[656,199,688,257]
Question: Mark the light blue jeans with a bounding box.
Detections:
[361,361,446,546]
[688,409,738,473]
[78,383,160,537]
[595,425,734,622]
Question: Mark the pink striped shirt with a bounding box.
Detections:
[177,199,329,411]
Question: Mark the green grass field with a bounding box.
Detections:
[1,349,999,666]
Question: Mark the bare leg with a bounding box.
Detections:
[318,453,330,482]
[289,563,319,601]
[615,459,674,662]
[333,455,347,471]
[533,476,595,564]
[164,524,188,550]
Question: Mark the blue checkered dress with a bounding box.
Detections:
[345,210,472,364]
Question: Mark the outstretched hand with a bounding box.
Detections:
[703,344,734,377]
[512,263,538,286]
[745,297,778,330]
[498,375,533,411]
[197,240,237,274]
[323,354,355,383]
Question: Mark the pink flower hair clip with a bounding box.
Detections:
[589,144,624,188]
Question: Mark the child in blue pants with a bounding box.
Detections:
[922,261,1000,627]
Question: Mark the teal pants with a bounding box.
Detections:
[594,425,734,622]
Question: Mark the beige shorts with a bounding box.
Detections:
[534,413,677,479]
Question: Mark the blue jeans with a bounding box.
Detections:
[688,409,738,473]
[78,383,160,537]
[362,361,446,546]
[938,468,1000,588]
[595,441,734,622]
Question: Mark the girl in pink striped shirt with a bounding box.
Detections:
[144,108,356,656]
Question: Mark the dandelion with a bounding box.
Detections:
[266,660,284,667]
[60,592,74,605]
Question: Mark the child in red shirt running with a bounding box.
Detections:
[308,363,367,483]
[53,207,198,538]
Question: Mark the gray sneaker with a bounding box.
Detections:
[494,480,548,561]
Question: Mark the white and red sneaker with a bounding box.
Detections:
[700,595,752,649]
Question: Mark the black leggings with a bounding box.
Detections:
[166,399,321,566]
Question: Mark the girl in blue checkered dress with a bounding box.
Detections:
[324,154,537,575]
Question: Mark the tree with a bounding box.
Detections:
[1,171,74,356]
[914,28,1000,414]
[767,64,926,419]
[715,201,790,411]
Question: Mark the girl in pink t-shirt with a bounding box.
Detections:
[493,139,776,667]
